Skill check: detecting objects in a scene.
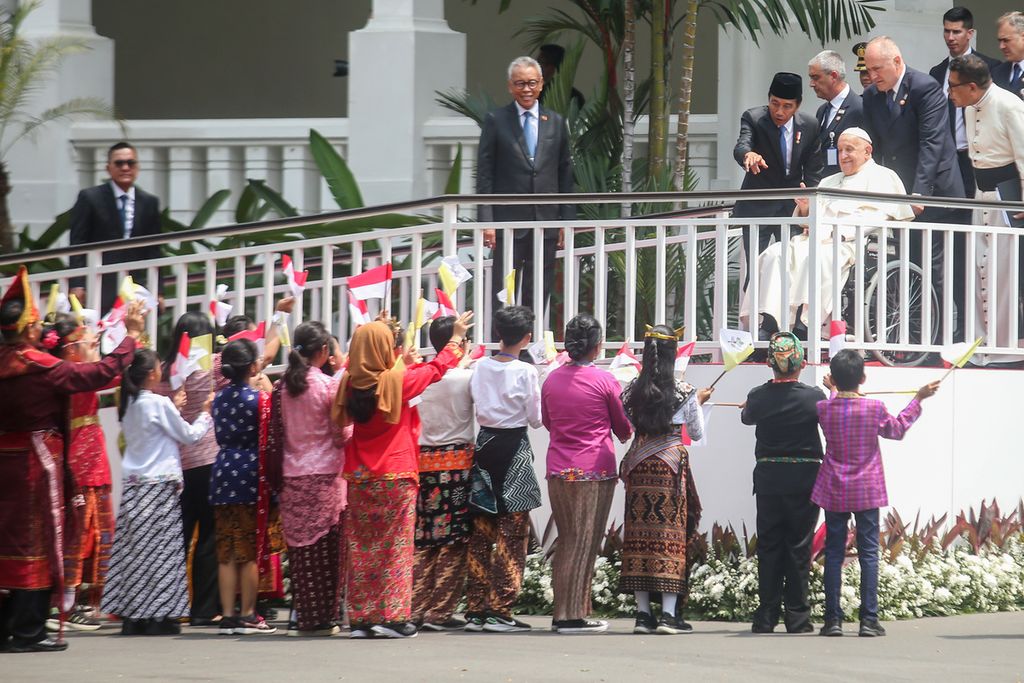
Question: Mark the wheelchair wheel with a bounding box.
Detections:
[864,261,940,367]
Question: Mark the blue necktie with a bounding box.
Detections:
[778,125,788,175]
[118,194,129,238]
[523,111,537,159]
[1013,63,1022,90]
[887,91,900,119]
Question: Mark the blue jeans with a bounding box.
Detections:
[823,509,880,622]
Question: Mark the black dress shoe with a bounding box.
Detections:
[145,618,181,636]
[819,619,843,637]
[750,622,776,634]
[859,619,887,637]
[786,621,815,634]
[120,618,147,636]
[8,637,68,652]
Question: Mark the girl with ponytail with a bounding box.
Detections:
[618,324,713,637]
[103,349,213,636]
[271,320,348,637]
[541,315,632,634]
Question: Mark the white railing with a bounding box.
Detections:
[71,115,721,225]
[7,189,1021,366]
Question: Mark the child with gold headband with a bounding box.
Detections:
[618,323,712,635]
[740,331,824,635]
[42,313,117,631]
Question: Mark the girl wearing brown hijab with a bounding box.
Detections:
[335,312,472,639]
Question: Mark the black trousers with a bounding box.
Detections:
[490,230,557,317]
[957,150,976,199]
[909,207,970,342]
[180,465,219,619]
[741,225,800,292]
[0,589,50,646]
[753,492,819,631]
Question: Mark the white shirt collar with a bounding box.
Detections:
[779,116,793,134]
[109,180,135,200]
[828,84,851,110]
[514,100,540,119]
[890,65,907,97]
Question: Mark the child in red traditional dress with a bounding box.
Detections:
[334,312,473,639]
[42,313,116,631]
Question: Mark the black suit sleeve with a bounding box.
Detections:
[68,190,93,290]
[476,113,497,223]
[912,80,951,195]
[733,109,756,167]
[801,120,824,187]
[557,117,575,221]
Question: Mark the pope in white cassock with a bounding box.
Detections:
[741,127,914,336]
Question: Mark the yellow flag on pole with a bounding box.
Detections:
[438,262,458,298]
[46,283,60,319]
[496,269,516,306]
[720,328,754,372]
[191,334,213,371]
[69,293,85,324]
[941,337,983,369]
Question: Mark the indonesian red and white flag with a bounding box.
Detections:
[210,284,233,326]
[675,341,696,374]
[228,321,266,356]
[828,320,847,359]
[346,263,392,300]
[347,290,372,327]
[433,288,457,319]
[170,332,194,391]
[608,341,642,372]
[98,297,126,330]
[470,344,486,361]
[281,254,309,299]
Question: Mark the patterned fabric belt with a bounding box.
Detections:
[70,415,100,430]
[756,456,822,464]
[620,432,684,480]
[418,443,474,472]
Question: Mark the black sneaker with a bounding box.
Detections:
[633,611,657,634]
[145,618,181,636]
[819,619,843,637]
[464,613,485,632]
[8,636,68,652]
[234,613,277,635]
[421,617,467,631]
[553,618,608,634]
[859,619,886,637]
[751,621,776,634]
[482,614,532,632]
[371,622,418,638]
[786,621,815,634]
[66,608,102,631]
[656,613,693,635]
[218,616,237,635]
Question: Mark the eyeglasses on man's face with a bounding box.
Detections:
[112,159,138,168]
[512,79,541,90]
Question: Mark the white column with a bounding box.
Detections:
[282,144,318,215]
[8,0,114,242]
[714,0,951,190]
[348,0,466,205]
[207,146,244,226]
[168,146,205,226]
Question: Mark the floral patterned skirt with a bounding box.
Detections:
[347,478,417,625]
[416,445,473,548]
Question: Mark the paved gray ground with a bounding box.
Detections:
[5,612,1023,682]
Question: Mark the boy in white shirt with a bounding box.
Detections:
[411,317,475,631]
[465,306,542,633]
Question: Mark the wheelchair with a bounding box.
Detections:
[838,233,941,367]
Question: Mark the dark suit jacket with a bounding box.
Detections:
[476,102,574,225]
[732,106,823,218]
[862,66,965,201]
[69,182,163,294]
[814,88,864,177]
[929,51,1001,139]
[992,60,1024,100]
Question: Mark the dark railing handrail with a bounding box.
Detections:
[5,187,1020,268]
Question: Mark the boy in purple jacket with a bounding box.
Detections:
[812,350,938,638]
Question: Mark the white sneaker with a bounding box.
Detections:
[371,622,418,639]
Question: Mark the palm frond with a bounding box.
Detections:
[5,97,115,154]
[700,0,881,46]
[435,88,495,126]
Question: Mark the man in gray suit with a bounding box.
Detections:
[477,56,574,316]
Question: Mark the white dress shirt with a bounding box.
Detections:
[470,357,542,430]
[779,117,794,175]
[121,390,212,483]
[418,367,476,447]
[109,181,136,239]
[824,84,851,129]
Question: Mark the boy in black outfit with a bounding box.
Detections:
[740,331,825,634]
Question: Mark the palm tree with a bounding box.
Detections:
[0,0,116,253]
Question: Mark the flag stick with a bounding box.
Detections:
[938,365,957,383]
[709,402,743,407]
[707,369,728,390]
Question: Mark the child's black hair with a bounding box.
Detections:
[621,324,681,437]
[829,349,864,391]
[0,299,25,342]
[120,348,160,420]
[493,306,534,347]
[563,314,602,361]
[284,321,330,396]
[44,313,81,358]
[221,339,258,384]
[428,316,456,354]
[163,312,214,380]
[320,335,341,375]
[221,315,255,341]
